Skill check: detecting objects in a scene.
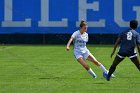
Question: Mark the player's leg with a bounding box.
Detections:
[130,56,140,71]
[77,57,90,70]
[77,57,97,78]
[87,54,115,78]
[107,55,124,80]
[86,54,107,73]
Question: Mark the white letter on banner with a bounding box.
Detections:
[38,0,68,27]
[115,0,140,27]
[133,6,140,26]
[2,0,31,27]
[114,0,129,27]
[76,0,105,27]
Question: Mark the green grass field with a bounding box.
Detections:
[0,45,140,93]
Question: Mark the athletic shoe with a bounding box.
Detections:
[106,70,115,78]
[93,75,97,78]
[103,72,110,81]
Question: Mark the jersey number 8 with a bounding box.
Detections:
[127,32,132,40]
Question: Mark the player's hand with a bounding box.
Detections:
[111,52,114,58]
[66,46,70,51]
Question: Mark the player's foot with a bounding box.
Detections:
[103,72,110,81]
[93,75,97,78]
[106,70,115,78]
[103,71,107,78]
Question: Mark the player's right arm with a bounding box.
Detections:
[111,37,121,58]
[136,33,140,56]
[66,31,77,51]
[66,37,74,51]
[137,44,140,56]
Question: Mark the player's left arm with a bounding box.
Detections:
[111,37,121,58]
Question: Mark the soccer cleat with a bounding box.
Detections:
[93,75,97,78]
[106,71,115,78]
[103,71,107,78]
[103,72,110,81]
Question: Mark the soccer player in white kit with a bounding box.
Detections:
[66,20,114,78]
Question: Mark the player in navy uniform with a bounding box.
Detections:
[104,20,140,81]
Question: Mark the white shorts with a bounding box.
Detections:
[74,49,91,60]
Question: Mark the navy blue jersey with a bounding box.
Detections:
[118,29,140,56]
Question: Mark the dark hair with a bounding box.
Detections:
[80,20,87,28]
[130,20,138,29]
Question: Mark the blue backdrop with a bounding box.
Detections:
[0,0,140,34]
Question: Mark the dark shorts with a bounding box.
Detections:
[117,51,137,59]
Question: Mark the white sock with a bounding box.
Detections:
[87,68,97,77]
[99,64,107,72]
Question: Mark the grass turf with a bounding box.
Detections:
[0,45,140,93]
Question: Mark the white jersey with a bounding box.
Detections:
[72,30,89,53]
